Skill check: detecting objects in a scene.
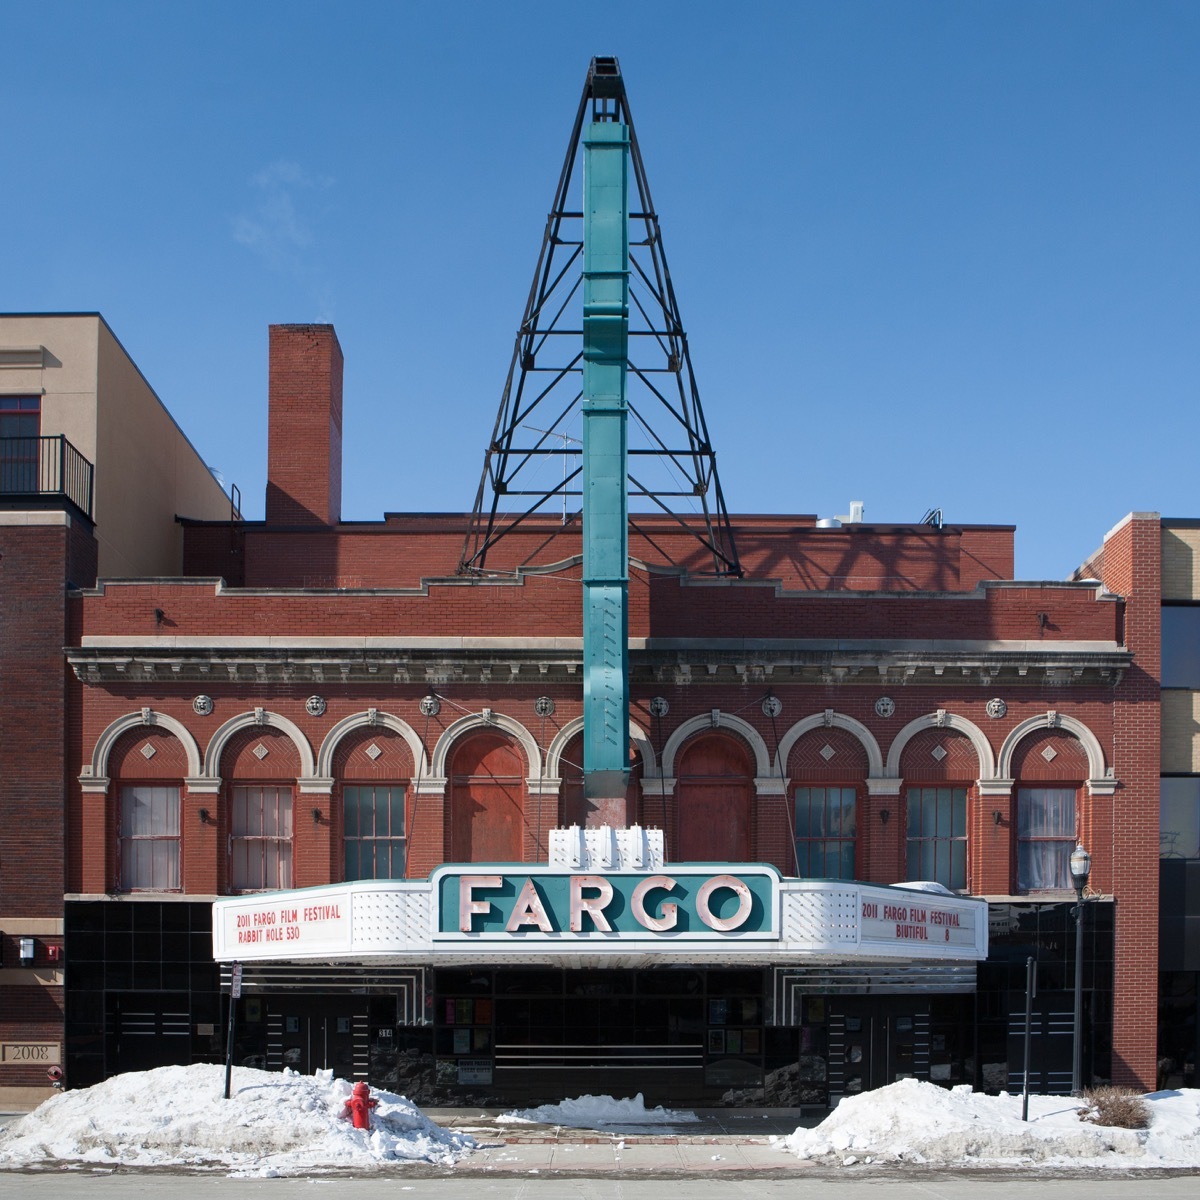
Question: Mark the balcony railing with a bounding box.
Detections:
[0,436,94,519]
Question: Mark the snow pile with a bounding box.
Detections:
[780,1079,1200,1168]
[497,1093,699,1127]
[0,1064,474,1176]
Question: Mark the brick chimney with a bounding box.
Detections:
[266,324,343,526]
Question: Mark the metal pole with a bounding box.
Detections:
[224,962,242,1100]
[580,115,632,817]
[1022,955,1035,1121]
[1072,891,1085,1093]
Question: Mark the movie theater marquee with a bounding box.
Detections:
[213,864,987,965]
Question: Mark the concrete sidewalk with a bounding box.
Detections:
[426,1107,821,1174]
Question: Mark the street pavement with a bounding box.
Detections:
[1,1175,1198,1199]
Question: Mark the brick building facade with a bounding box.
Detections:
[0,322,1159,1105]
[1077,516,1200,1090]
[0,315,230,1104]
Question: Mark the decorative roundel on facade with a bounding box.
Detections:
[875,696,896,718]
[192,694,214,716]
[761,695,783,718]
[305,695,327,717]
[986,697,1008,719]
[418,695,441,717]
[648,697,670,718]
[534,696,556,717]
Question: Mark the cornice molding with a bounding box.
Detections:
[66,640,1131,688]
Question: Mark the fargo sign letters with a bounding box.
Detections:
[432,865,781,941]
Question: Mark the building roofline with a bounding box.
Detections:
[2,311,229,513]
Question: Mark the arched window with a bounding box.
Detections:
[222,728,299,892]
[448,731,526,862]
[1012,730,1088,891]
[119,786,180,890]
[899,728,976,891]
[786,726,868,880]
[335,728,414,881]
[675,733,753,862]
[108,726,188,892]
[230,786,292,891]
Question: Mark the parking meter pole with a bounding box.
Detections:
[1021,956,1035,1122]
[224,963,242,1100]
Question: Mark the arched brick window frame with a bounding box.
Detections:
[660,713,775,866]
[996,712,1114,893]
[108,727,190,892]
[444,728,529,863]
[889,711,991,892]
[884,711,995,780]
[81,710,203,895]
[332,725,417,882]
[661,712,772,780]
[201,709,315,781]
[316,710,429,780]
[429,712,543,862]
[783,721,872,881]
[671,730,757,863]
[205,713,311,893]
[995,713,1109,788]
[430,712,542,782]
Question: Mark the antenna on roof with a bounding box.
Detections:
[458,56,741,579]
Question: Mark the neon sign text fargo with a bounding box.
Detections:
[432,865,780,941]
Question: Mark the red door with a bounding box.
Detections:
[675,734,753,861]
[449,732,525,862]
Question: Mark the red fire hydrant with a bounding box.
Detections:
[341,1081,378,1130]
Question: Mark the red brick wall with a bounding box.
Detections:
[184,514,1016,594]
[788,729,870,780]
[1096,514,1161,1091]
[0,516,92,1086]
[0,981,65,1087]
[77,573,1122,649]
[0,525,73,914]
[266,325,343,526]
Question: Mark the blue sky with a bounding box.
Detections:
[3,1,1196,579]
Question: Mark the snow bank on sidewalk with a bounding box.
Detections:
[0,1063,474,1176]
[497,1092,699,1126]
[779,1078,1200,1168]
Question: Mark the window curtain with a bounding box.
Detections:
[119,785,180,890]
[230,785,293,890]
[1017,787,1075,889]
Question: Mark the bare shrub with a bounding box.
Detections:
[1078,1086,1151,1129]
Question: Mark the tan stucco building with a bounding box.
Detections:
[0,313,232,576]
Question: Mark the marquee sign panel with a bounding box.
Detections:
[213,866,986,964]
[431,865,779,941]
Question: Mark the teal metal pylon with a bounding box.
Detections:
[459,57,741,582]
[580,117,632,803]
[459,56,741,811]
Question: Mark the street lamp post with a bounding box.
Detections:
[1069,843,1091,1094]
